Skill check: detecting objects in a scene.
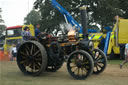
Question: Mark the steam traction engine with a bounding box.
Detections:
[17,7,107,80]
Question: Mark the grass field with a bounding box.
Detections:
[0,60,128,85]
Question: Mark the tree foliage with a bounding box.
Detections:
[118,0,128,18]
[33,0,128,33]
[0,8,6,33]
[24,10,41,27]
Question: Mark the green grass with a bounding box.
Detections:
[108,59,128,65]
[108,60,122,64]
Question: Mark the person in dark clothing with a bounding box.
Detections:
[35,24,41,37]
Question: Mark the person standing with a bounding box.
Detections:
[120,43,128,69]
[11,44,17,61]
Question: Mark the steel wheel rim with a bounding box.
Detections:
[17,42,44,75]
[67,51,93,79]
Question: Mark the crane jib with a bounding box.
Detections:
[51,0,83,34]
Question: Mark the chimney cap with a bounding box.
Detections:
[79,6,87,10]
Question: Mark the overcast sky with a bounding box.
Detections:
[0,0,35,27]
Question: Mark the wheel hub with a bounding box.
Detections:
[94,60,98,65]
[28,55,34,61]
[76,61,83,68]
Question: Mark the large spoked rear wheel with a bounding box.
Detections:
[67,50,94,80]
[17,41,47,76]
[92,48,107,74]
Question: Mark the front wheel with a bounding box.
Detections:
[67,50,94,80]
[92,48,107,74]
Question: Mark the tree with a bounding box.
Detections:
[0,8,6,34]
[34,0,127,33]
[34,0,65,33]
[118,0,128,18]
[24,9,41,27]
[88,0,123,28]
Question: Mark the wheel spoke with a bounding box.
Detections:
[31,45,34,55]
[94,67,97,72]
[70,65,77,69]
[33,50,40,57]
[80,55,84,60]
[22,59,31,66]
[31,62,34,73]
[35,53,42,57]
[77,54,81,60]
[73,68,78,73]
[83,57,88,62]
[20,51,28,57]
[95,65,99,71]
[96,55,103,60]
[83,67,88,73]
[26,45,31,54]
[97,59,105,63]
[20,60,28,64]
[34,58,42,61]
[95,54,100,59]
[83,63,90,68]
[25,48,29,56]
[21,57,27,59]
[97,64,102,68]
[81,68,84,76]
[77,68,80,75]
[70,58,75,63]
[34,62,41,69]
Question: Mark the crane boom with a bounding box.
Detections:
[51,0,83,34]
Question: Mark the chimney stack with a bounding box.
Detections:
[80,6,88,40]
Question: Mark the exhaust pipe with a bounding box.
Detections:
[80,6,88,40]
